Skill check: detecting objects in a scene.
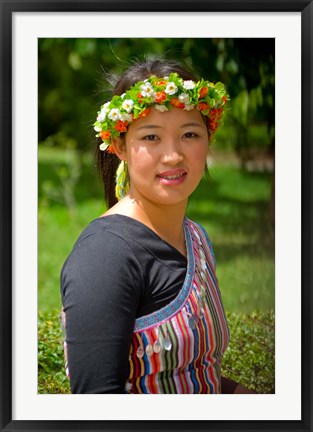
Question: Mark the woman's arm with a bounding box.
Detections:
[61,230,143,394]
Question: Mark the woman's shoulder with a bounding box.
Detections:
[60,215,146,293]
[185,217,209,238]
[72,214,148,251]
[63,215,147,274]
[185,217,216,267]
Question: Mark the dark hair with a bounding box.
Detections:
[96,59,203,208]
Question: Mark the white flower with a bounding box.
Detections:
[108,108,122,121]
[97,112,106,122]
[120,113,132,122]
[155,104,168,112]
[121,93,126,99]
[140,83,155,97]
[163,76,169,80]
[183,80,195,90]
[165,82,178,95]
[97,102,110,121]
[102,101,111,111]
[122,99,134,113]
[99,143,109,151]
[94,125,102,132]
[184,104,195,111]
[178,93,190,103]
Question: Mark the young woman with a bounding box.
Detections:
[60,59,255,394]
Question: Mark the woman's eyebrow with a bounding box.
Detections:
[180,122,204,128]
[136,124,163,130]
[136,122,203,131]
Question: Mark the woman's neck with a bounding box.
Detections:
[103,194,188,257]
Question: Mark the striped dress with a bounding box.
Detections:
[126,218,230,394]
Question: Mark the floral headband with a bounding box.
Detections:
[94,72,229,153]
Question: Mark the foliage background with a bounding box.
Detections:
[38,38,275,393]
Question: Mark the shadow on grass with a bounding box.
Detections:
[187,169,274,263]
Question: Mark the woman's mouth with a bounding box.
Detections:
[157,170,187,185]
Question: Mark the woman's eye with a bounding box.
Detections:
[183,132,199,139]
[142,134,159,141]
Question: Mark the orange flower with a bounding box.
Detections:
[197,102,210,111]
[211,108,223,119]
[115,121,128,132]
[170,98,185,109]
[154,91,166,104]
[222,95,228,103]
[100,130,111,140]
[199,87,208,98]
[208,120,218,132]
[155,79,167,86]
[139,108,151,118]
[106,145,116,154]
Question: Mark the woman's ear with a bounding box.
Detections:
[111,136,127,161]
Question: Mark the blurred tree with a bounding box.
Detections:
[39,38,274,156]
[214,39,275,166]
[38,38,275,218]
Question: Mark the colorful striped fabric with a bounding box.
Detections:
[126,218,230,394]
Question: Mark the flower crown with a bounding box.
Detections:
[94,72,229,153]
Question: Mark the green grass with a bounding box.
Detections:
[38,310,71,394]
[186,165,274,312]
[39,199,104,311]
[38,146,274,314]
[38,309,274,394]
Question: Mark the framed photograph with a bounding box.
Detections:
[1,1,312,431]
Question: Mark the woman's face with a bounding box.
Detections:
[120,107,210,207]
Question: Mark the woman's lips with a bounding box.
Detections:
[157,169,187,186]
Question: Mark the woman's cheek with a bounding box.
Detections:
[128,154,152,179]
[193,150,208,169]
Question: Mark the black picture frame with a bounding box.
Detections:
[1,1,312,431]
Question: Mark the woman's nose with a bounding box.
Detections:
[160,140,183,165]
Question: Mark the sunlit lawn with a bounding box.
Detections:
[187,165,275,312]
[38,147,274,314]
